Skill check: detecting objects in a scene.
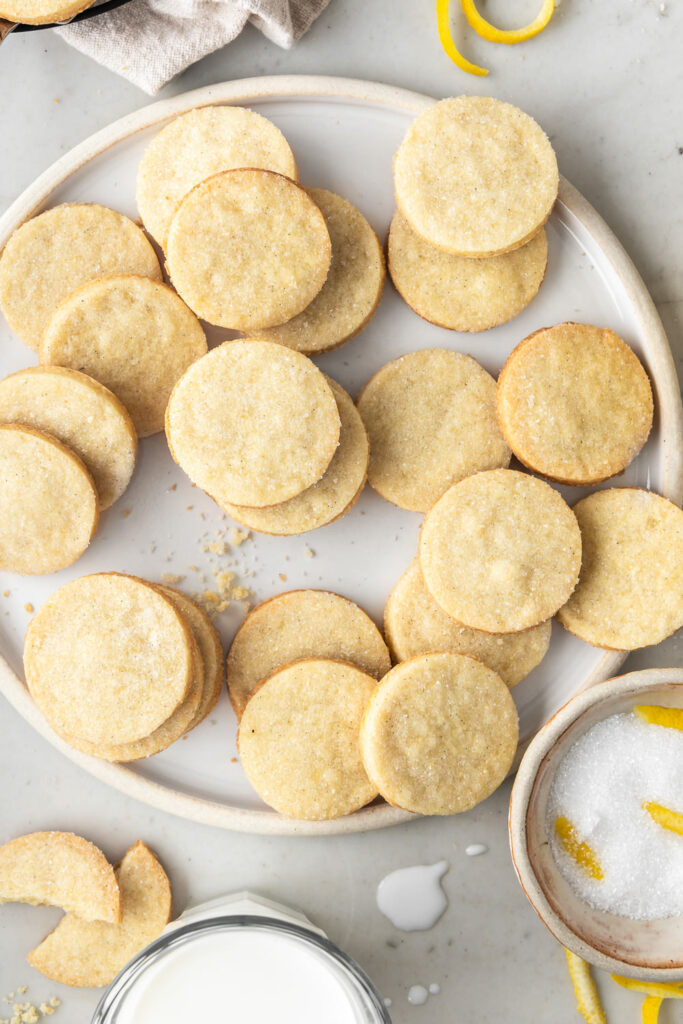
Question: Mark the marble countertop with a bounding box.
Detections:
[0,2,682,1021]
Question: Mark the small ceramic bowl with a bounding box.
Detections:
[509,666,683,981]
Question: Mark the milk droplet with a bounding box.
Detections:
[407,985,429,1006]
[465,843,488,857]
[429,983,440,995]
[376,860,449,931]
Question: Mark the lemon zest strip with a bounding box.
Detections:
[643,800,683,836]
[460,0,555,45]
[634,705,683,730]
[555,816,604,880]
[565,949,607,1024]
[436,0,488,76]
[641,996,663,1024]
[611,976,683,1000]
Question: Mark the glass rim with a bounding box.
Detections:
[91,913,392,1024]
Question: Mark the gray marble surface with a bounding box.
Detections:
[0,1,682,1021]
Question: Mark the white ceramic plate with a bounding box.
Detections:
[0,76,681,836]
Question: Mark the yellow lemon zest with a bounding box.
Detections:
[460,0,555,45]
[643,801,683,836]
[641,996,662,1024]
[555,816,604,880]
[611,976,683,1000]
[436,0,488,76]
[565,949,607,1024]
[634,705,683,730]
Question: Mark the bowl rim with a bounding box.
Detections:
[508,665,683,980]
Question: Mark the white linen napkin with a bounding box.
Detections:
[57,0,330,95]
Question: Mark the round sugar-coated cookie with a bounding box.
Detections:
[387,212,547,332]
[360,652,519,815]
[420,469,581,633]
[251,188,385,353]
[165,340,340,508]
[0,366,136,509]
[41,275,207,437]
[357,349,510,513]
[156,585,223,730]
[137,105,298,246]
[237,658,378,820]
[557,489,683,650]
[223,378,369,535]
[0,831,120,923]
[0,0,92,23]
[0,424,98,575]
[394,96,558,258]
[0,204,161,352]
[28,841,172,988]
[496,323,654,485]
[24,573,195,746]
[166,169,332,331]
[227,589,391,718]
[384,560,552,688]
[59,609,204,762]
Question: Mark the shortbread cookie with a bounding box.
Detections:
[496,323,654,485]
[237,659,378,820]
[227,589,391,718]
[251,189,385,353]
[360,652,518,815]
[384,560,551,687]
[420,469,581,632]
[223,378,368,535]
[0,366,136,509]
[166,169,331,330]
[156,585,223,729]
[0,424,99,574]
[137,105,298,246]
[29,841,172,987]
[394,96,558,257]
[557,489,683,650]
[0,0,92,23]
[41,275,207,437]
[0,204,161,351]
[0,832,119,923]
[166,340,340,507]
[357,349,510,512]
[58,626,203,762]
[24,573,195,746]
[387,212,547,331]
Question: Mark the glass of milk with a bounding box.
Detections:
[91,892,391,1024]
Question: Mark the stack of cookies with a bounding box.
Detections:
[388,96,556,332]
[227,589,390,820]
[23,573,223,762]
[136,106,385,354]
[0,831,171,987]
[166,339,371,534]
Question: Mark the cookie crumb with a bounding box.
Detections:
[160,573,185,585]
[304,546,315,559]
[23,603,34,613]
[279,573,287,582]
[229,528,250,547]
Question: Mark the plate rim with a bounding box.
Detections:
[0,74,681,836]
